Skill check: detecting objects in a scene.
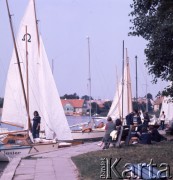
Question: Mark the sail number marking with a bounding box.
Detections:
[22,33,31,42]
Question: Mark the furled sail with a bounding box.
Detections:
[2,0,73,140]
[108,52,132,120]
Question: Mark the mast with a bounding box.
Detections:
[87,37,92,121]
[33,0,40,54]
[25,26,31,130]
[135,55,138,107]
[6,0,31,130]
[126,48,130,113]
[122,40,124,121]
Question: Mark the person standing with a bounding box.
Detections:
[32,111,41,138]
[160,111,166,130]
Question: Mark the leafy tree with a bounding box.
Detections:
[103,101,112,111]
[146,93,153,100]
[60,93,79,99]
[129,0,173,96]
[81,95,93,101]
[133,100,153,113]
[91,102,101,114]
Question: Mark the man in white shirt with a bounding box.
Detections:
[160,111,165,130]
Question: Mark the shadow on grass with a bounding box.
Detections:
[72,141,173,180]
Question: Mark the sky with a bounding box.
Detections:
[0,0,168,100]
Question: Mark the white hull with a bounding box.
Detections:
[0,142,59,162]
[0,146,31,162]
[30,143,59,154]
[71,129,105,141]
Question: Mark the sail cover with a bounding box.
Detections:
[2,0,73,140]
[108,56,132,120]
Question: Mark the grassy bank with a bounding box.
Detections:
[72,141,173,180]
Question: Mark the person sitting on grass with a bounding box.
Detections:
[165,120,173,135]
[129,125,140,144]
[115,118,122,127]
[149,126,167,142]
[97,117,116,149]
[143,112,150,128]
[139,127,151,144]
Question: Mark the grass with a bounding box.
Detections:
[72,141,173,180]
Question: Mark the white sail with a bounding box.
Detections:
[2,0,72,140]
[108,53,132,120]
[160,96,173,122]
[38,37,73,140]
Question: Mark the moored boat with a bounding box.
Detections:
[0,0,72,161]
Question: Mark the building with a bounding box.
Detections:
[61,99,87,116]
[153,96,163,112]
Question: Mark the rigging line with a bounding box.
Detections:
[137,60,149,96]
[138,59,147,81]
[91,43,114,99]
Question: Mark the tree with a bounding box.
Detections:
[60,93,79,99]
[146,93,153,100]
[91,102,101,114]
[129,0,173,96]
[81,95,93,101]
[98,101,112,116]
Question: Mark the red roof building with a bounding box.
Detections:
[61,99,87,116]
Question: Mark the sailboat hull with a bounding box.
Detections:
[71,129,105,141]
[29,142,59,154]
[0,142,60,162]
[0,145,31,162]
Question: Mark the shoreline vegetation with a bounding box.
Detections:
[72,140,173,180]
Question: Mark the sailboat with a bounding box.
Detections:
[108,48,132,122]
[70,37,105,141]
[0,0,72,161]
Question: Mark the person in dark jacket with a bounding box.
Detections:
[115,118,122,127]
[149,126,167,142]
[32,111,41,139]
[126,112,134,126]
[139,127,151,144]
[133,109,142,125]
[143,112,150,128]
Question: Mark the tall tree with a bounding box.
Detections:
[129,0,173,96]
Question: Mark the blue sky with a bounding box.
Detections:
[0,0,167,100]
